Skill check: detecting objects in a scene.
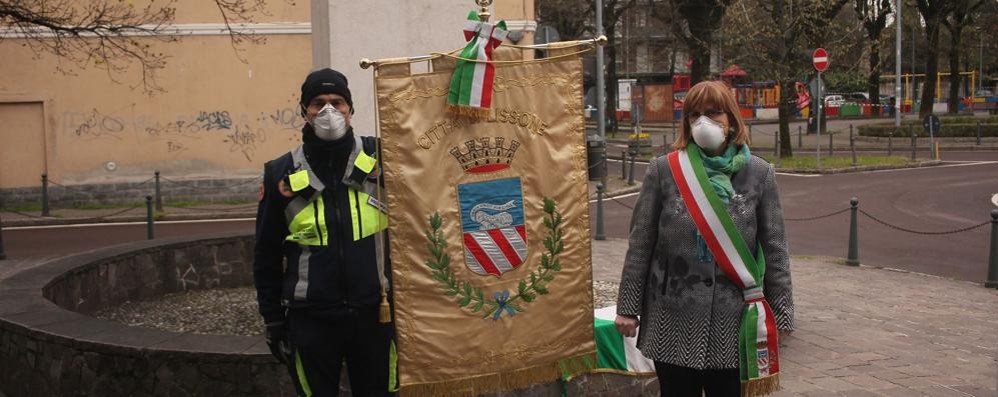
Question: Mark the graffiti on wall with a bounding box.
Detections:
[67,108,127,140]
[63,104,306,162]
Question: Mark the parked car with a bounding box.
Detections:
[824,94,845,107]
[844,92,869,104]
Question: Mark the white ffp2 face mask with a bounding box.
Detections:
[311,104,348,141]
[691,115,726,152]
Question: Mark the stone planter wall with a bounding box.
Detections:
[0,233,658,396]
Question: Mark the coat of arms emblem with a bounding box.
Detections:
[457,177,527,277]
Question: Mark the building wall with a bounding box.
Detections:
[313,0,536,138]
[0,1,536,194]
[0,0,311,189]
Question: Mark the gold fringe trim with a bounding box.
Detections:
[399,352,595,397]
[585,368,656,378]
[741,373,781,397]
[447,104,492,121]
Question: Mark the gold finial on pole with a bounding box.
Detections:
[595,35,608,47]
[476,0,492,22]
[360,58,375,70]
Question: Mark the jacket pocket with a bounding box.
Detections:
[658,257,670,296]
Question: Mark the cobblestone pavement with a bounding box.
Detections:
[593,238,998,396]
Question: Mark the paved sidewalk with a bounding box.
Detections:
[593,238,998,397]
[3,187,997,396]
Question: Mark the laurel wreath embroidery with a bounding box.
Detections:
[424,197,564,320]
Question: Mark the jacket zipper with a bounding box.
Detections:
[312,201,324,246]
[354,190,363,239]
[330,183,348,306]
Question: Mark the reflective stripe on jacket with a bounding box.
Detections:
[252,134,389,325]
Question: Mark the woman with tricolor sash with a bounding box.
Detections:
[614,81,795,397]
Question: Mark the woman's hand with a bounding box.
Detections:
[615,315,640,338]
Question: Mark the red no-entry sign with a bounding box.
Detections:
[813,48,828,72]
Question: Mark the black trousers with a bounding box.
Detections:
[654,362,740,397]
[287,307,395,397]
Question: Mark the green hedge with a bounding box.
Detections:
[858,122,998,137]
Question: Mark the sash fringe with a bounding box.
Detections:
[741,374,781,397]
[399,352,595,397]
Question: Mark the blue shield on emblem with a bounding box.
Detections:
[457,177,528,278]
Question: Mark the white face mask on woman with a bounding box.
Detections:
[690,115,727,152]
[311,103,348,141]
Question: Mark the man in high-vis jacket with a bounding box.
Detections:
[254,68,395,396]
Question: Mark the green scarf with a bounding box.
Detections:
[698,143,750,204]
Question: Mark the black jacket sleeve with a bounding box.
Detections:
[253,161,290,325]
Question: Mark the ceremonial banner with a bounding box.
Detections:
[376,51,595,395]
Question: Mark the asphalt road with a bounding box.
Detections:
[3,151,996,282]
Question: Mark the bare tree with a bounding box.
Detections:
[913,0,953,117]
[670,0,734,84]
[0,0,287,93]
[855,0,892,116]
[601,0,638,132]
[535,0,592,40]
[724,0,849,157]
[941,0,986,114]
[534,0,636,132]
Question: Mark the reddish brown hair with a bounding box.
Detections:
[672,80,749,151]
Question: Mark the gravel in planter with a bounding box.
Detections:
[95,282,623,336]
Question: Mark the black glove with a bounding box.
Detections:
[265,321,292,364]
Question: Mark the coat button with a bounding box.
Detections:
[703,278,714,287]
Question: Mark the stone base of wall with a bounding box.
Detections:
[0,177,261,208]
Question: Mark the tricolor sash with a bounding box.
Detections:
[667,144,781,397]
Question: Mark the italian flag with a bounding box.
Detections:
[448,11,507,111]
[593,306,655,375]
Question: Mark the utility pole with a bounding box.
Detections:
[895,0,902,128]
[595,0,608,239]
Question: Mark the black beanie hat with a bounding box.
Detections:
[300,68,352,112]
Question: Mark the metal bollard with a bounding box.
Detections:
[851,135,858,167]
[146,195,154,240]
[829,130,834,155]
[977,121,982,146]
[0,213,7,260]
[888,130,894,157]
[773,130,778,157]
[154,171,163,212]
[621,150,627,180]
[846,198,860,266]
[985,210,998,288]
[798,125,802,148]
[595,184,606,241]
[775,138,781,168]
[628,152,637,186]
[910,125,916,161]
[41,173,50,217]
[749,123,753,143]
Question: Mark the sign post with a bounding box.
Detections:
[923,114,940,160]
[813,48,828,168]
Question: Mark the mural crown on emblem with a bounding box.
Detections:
[449,137,520,174]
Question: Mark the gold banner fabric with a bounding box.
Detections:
[376,55,595,396]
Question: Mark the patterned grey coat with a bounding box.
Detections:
[616,153,795,370]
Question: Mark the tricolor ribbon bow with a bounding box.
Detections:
[447,10,507,114]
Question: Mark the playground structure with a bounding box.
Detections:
[613,69,995,124]
[881,71,995,113]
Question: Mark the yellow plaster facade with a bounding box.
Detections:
[0,0,533,190]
